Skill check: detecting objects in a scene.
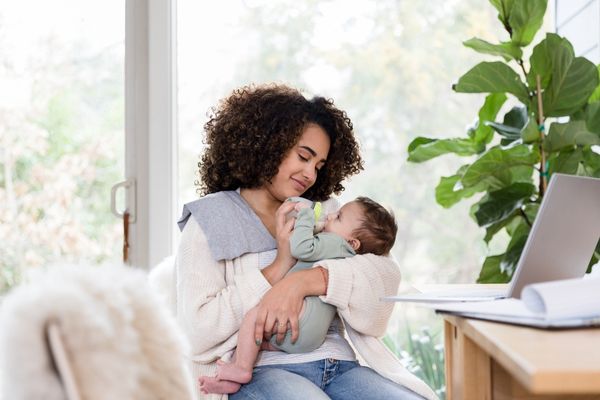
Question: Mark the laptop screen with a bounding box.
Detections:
[507,174,600,298]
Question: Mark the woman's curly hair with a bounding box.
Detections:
[197,84,363,201]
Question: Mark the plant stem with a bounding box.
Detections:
[535,75,547,196]
[519,208,532,227]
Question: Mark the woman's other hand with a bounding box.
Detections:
[254,273,304,346]
[261,201,297,285]
[254,267,328,346]
[275,200,297,263]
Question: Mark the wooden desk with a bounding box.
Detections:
[443,315,600,400]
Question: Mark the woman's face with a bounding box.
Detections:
[266,123,331,201]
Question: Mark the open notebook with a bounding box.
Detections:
[430,276,600,329]
[385,173,600,303]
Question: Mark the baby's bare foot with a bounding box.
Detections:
[216,360,253,384]
[199,376,241,394]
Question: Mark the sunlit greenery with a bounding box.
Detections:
[384,306,446,399]
[407,0,600,282]
[0,2,124,293]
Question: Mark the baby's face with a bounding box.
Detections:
[322,201,363,241]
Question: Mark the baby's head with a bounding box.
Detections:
[323,196,397,255]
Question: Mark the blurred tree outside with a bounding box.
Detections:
[178,0,514,285]
[0,1,124,293]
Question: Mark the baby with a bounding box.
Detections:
[199,196,398,395]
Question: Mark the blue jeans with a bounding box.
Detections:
[229,359,425,400]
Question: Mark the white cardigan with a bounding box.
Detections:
[175,217,438,400]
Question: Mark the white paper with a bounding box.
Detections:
[431,277,600,324]
[430,298,538,318]
[521,276,600,319]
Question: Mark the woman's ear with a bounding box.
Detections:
[348,238,361,252]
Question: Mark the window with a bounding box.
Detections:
[0,0,125,292]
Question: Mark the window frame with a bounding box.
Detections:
[125,0,178,269]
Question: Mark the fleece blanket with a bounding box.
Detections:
[0,263,195,400]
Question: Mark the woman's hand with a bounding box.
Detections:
[261,201,297,285]
[254,267,328,345]
[254,272,304,346]
[274,200,297,265]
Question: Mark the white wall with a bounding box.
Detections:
[555,0,600,63]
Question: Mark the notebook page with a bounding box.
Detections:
[521,277,600,320]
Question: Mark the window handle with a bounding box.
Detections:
[111,179,136,263]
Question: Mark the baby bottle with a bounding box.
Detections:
[286,197,327,233]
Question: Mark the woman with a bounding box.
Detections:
[175,84,437,400]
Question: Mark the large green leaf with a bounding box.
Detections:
[570,108,587,121]
[545,120,600,152]
[471,93,508,144]
[531,34,600,116]
[487,122,521,139]
[473,182,535,227]
[528,33,565,89]
[522,202,540,225]
[483,165,535,191]
[453,62,530,104]
[589,65,600,103]
[483,201,539,243]
[435,174,486,208]
[483,211,518,243]
[547,148,584,175]
[463,38,523,61]
[586,102,600,134]
[487,106,528,141]
[461,145,539,187]
[545,56,599,116]
[489,0,515,28]
[508,0,547,47]
[582,148,600,177]
[527,33,575,89]
[521,117,540,143]
[407,137,435,153]
[407,137,482,162]
[477,254,511,283]
[500,222,530,276]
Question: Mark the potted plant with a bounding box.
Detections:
[407,0,600,282]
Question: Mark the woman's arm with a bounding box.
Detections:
[316,254,401,337]
[254,253,399,343]
[177,201,299,360]
[258,200,299,286]
[176,218,273,360]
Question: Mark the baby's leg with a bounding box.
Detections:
[212,306,260,384]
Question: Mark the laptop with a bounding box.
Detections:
[385,173,600,303]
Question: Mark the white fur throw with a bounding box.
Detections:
[0,263,195,400]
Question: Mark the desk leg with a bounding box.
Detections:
[445,320,492,400]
